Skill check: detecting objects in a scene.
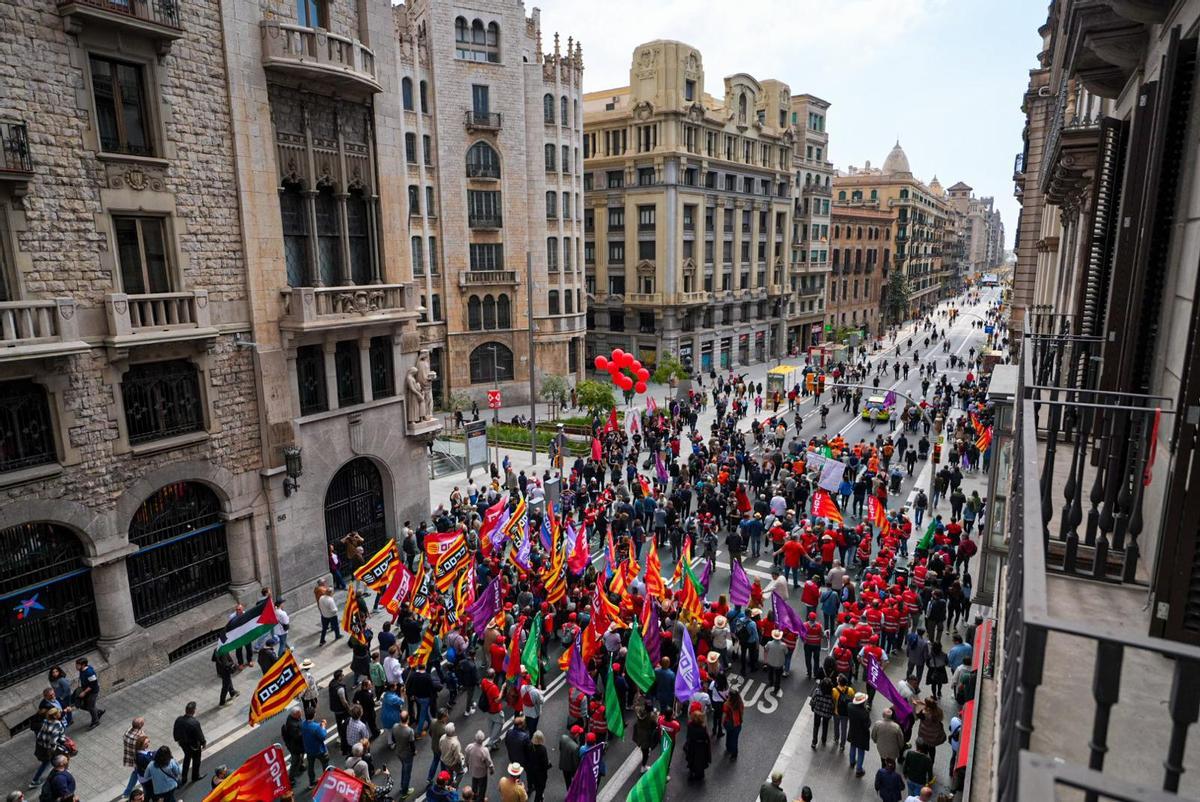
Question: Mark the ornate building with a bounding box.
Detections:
[788,94,833,352]
[828,206,891,336]
[833,143,952,319]
[394,0,586,403]
[583,41,829,372]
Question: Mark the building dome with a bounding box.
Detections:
[882,140,911,176]
[929,175,943,195]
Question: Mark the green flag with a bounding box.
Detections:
[605,659,625,739]
[626,732,673,802]
[521,612,542,684]
[916,518,936,552]
[625,622,656,693]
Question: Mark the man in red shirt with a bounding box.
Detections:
[777,535,805,588]
[802,612,824,679]
[800,575,821,618]
[480,669,504,749]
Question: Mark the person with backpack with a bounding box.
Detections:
[953,656,978,708]
[145,746,182,802]
[924,590,947,644]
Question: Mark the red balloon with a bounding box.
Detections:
[621,352,636,368]
[631,360,642,371]
[620,376,634,391]
[611,348,625,362]
[635,381,648,394]
[637,368,650,381]
[594,356,609,370]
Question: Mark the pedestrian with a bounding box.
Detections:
[901,743,935,798]
[871,708,906,767]
[809,677,835,749]
[925,642,949,700]
[257,639,278,675]
[758,771,788,802]
[847,692,871,777]
[723,686,744,760]
[29,707,67,789]
[438,722,465,785]
[391,710,417,797]
[498,763,528,802]
[683,707,712,781]
[558,725,582,786]
[504,716,531,770]
[353,679,380,739]
[73,657,104,729]
[120,716,147,797]
[346,705,372,755]
[904,629,930,685]
[465,730,494,800]
[764,629,787,692]
[831,674,855,752]
[274,598,291,653]
[171,701,206,785]
[874,756,905,802]
[212,645,238,706]
[526,731,550,802]
[40,755,77,802]
[318,588,341,645]
[301,711,332,790]
[329,669,352,755]
[915,696,947,760]
[146,746,183,802]
[281,707,306,787]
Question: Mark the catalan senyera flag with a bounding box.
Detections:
[867,494,888,532]
[643,539,666,602]
[248,651,306,726]
[409,558,436,618]
[975,426,993,454]
[425,529,471,592]
[341,585,368,646]
[670,537,693,589]
[353,540,400,591]
[970,412,987,438]
[409,619,437,668]
[811,488,844,526]
[542,536,567,606]
[679,559,704,622]
[202,744,291,802]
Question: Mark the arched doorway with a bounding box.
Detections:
[324,458,387,557]
[127,482,230,627]
[1,522,99,687]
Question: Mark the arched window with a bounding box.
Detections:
[857,227,864,239]
[402,77,414,110]
[127,482,230,626]
[560,96,568,126]
[419,80,429,113]
[470,343,514,383]
[468,295,482,330]
[483,294,497,329]
[546,191,557,219]
[547,237,558,269]
[1,522,99,686]
[486,21,499,53]
[466,141,499,178]
[838,190,846,201]
[471,19,485,44]
[457,18,499,61]
[548,290,560,315]
[497,294,511,328]
[315,185,340,286]
[454,16,468,42]
[573,99,579,128]
[325,457,387,556]
[870,189,878,200]
[738,92,747,124]
[543,94,554,124]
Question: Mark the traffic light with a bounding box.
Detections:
[932,443,942,464]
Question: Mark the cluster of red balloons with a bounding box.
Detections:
[594,348,650,394]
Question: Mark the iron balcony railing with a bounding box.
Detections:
[992,319,1193,802]
[464,111,502,130]
[0,121,33,175]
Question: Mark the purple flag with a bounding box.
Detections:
[567,635,596,695]
[865,653,914,729]
[564,741,605,802]
[884,389,897,407]
[674,627,701,704]
[564,521,577,560]
[466,577,502,637]
[729,559,751,607]
[771,591,808,639]
[698,560,712,594]
[644,600,662,665]
[655,452,670,484]
[489,507,512,551]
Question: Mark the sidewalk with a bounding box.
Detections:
[0,590,361,802]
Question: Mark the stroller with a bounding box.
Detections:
[917,440,930,461]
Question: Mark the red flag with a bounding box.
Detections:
[604,408,619,434]
[644,539,666,602]
[505,620,524,680]
[379,562,416,618]
[867,495,887,531]
[811,489,844,526]
[568,523,590,575]
[478,495,509,546]
[202,745,291,802]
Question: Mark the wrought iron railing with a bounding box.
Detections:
[464,111,502,130]
[0,120,33,174]
[992,322,1196,801]
[59,0,182,30]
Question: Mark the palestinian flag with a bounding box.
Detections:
[625,732,673,802]
[811,488,844,526]
[248,651,306,726]
[643,539,667,602]
[216,598,278,656]
[353,540,400,591]
[341,586,368,646]
[202,744,291,802]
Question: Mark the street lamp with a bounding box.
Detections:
[282,445,303,497]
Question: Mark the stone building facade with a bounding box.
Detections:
[833,143,952,319]
[828,206,892,336]
[583,41,826,374]
[788,94,832,352]
[394,0,587,406]
[0,0,267,735]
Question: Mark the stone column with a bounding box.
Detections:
[336,192,352,285]
[304,190,321,286]
[86,548,138,647]
[359,335,374,403]
[224,515,259,597]
[324,340,340,410]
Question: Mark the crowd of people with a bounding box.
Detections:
[11,294,1007,802]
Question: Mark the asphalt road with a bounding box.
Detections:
[189,292,997,802]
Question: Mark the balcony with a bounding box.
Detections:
[0,121,34,196]
[468,213,503,230]
[802,183,832,197]
[104,290,218,349]
[1013,152,1025,181]
[678,291,709,305]
[464,111,502,131]
[625,292,662,306]
[466,163,500,180]
[279,283,416,337]
[260,21,381,96]
[1041,76,1103,205]
[978,319,1200,802]
[458,270,519,288]
[0,298,89,363]
[58,0,183,54]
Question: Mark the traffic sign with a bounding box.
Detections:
[487,390,502,409]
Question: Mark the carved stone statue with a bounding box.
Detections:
[417,349,436,418]
[405,366,427,425]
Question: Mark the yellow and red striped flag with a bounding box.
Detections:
[202,744,290,801]
[643,539,667,603]
[248,651,306,726]
[353,540,400,591]
[811,489,844,526]
[341,585,368,645]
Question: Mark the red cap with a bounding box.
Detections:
[612,663,622,672]
[586,732,597,743]
[438,771,451,782]
[570,725,584,735]
[808,612,817,620]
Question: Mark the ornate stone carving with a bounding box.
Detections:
[635,47,656,79]
[405,348,436,426]
[334,289,385,314]
[632,100,654,121]
[685,52,700,76]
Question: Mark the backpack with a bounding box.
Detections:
[39,776,56,802]
[954,669,977,705]
[734,617,752,646]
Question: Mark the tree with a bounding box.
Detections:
[539,374,569,418]
[885,273,911,324]
[443,391,471,413]
[650,354,689,385]
[575,379,616,415]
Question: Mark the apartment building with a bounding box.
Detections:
[827,206,891,336]
[582,40,798,373]
[788,94,833,352]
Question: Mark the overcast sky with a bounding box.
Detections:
[532,0,1046,250]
